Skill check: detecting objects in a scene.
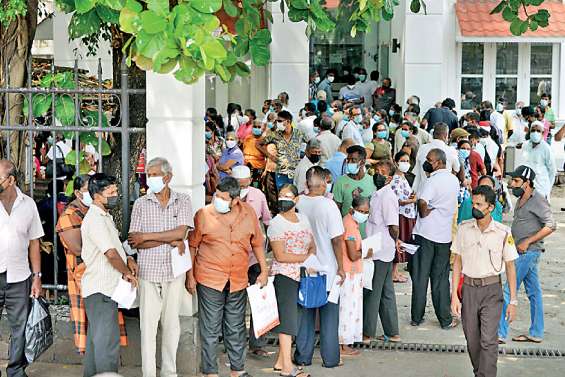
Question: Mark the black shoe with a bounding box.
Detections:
[411,320,423,326]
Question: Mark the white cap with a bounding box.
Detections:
[530,120,544,131]
[231,165,251,179]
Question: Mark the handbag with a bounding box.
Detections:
[297,267,328,309]
[46,145,74,179]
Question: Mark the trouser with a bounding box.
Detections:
[293,301,340,368]
[247,264,267,350]
[362,260,399,338]
[498,250,543,340]
[409,235,453,327]
[83,293,120,377]
[461,281,503,377]
[0,273,31,377]
[275,173,293,190]
[140,275,186,377]
[197,284,247,374]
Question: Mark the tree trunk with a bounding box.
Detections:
[0,0,39,181]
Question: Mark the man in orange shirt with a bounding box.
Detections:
[187,177,268,377]
[242,120,266,186]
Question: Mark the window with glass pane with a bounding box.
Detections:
[530,78,551,105]
[496,43,518,75]
[461,78,482,110]
[496,78,517,106]
[462,43,484,74]
[530,45,552,75]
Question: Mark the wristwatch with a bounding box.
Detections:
[509,299,518,306]
[32,272,42,279]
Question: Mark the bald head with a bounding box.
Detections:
[339,138,355,153]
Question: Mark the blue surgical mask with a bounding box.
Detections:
[213,196,231,214]
[326,183,332,194]
[389,110,395,117]
[147,176,166,194]
[530,131,542,144]
[267,122,274,129]
[343,115,349,122]
[313,126,320,134]
[401,130,410,138]
[458,149,470,160]
[252,128,262,136]
[326,107,334,116]
[354,115,363,124]
[205,131,213,140]
[352,210,369,224]
[346,162,360,175]
[373,115,381,123]
[377,130,388,139]
[359,74,367,82]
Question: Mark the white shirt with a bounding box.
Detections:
[81,204,127,298]
[490,111,505,138]
[412,169,459,243]
[297,115,317,141]
[522,140,557,200]
[366,185,399,262]
[481,137,500,166]
[296,195,344,291]
[0,189,44,283]
[46,140,72,160]
[361,127,374,145]
[341,121,365,146]
[317,130,341,165]
[293,156,315,194]
[413,139,461,195]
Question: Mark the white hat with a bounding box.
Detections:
[231,165,251,179]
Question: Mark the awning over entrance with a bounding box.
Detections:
[456,0,565,41]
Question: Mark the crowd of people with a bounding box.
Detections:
[0,65,561,377]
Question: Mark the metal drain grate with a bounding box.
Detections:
[262,336,565,359]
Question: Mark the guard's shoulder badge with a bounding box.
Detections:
[506,234,515,246]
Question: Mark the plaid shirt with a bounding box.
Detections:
[129,190,194,282]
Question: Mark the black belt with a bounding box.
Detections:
[463,275,501,287]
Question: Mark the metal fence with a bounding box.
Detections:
[0,58,145,298]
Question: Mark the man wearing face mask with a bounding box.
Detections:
[338,75,363,105]
[297,103,318,140]
[231,165,272,358]
[521,121,557,201]
[498,166,555,344]
[341,106,365,146]
[451,185,518,377]
[0,160,43,377]
[127,158,194,377]
[373,78,396,113]
[410,149,460,329]
[81,173,138,377]
[258,111,308,190]
[294,139,322,194]
[318,70,336,102]
[188,177,268,377]
[309,71,320,101]
[363,160,401,343]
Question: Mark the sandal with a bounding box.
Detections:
[280,367,310,377]
[376,335,401,343]
[393,275,408,283]
[512,335,542,343]
[275,366,303,372]
[340,346,360,356]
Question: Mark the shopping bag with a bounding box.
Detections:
[297,268,327,309]
[25,297,54,363]
[246,277,280,338]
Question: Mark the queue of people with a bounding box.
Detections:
[0,75,559,377]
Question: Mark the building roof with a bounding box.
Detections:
[456,0,565,38]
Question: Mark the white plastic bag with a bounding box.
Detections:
[246,277,280,338]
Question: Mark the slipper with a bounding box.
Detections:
[275,366,303,372]
[340,347,360,356]
[393,276,408,283]
[498,338,506,345]
[512,335,542,343]
[362,337,374,345]
[280,367,310,377]
[376,335,401,343]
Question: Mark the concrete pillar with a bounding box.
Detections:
[146,71,206,315]
[558,42,565,120]
[269,6,309,115]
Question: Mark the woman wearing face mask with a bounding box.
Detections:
[457,139,473,189]
[522,121,557,201]
[390,152,416,283]
[366,121,392,168]
[242,120,267,186]
[205,121,225,162]
[457,175,503,224]
[268,184,315,377]
[339,195,371,356]
[217,131,244,180]
[56,174,129,354]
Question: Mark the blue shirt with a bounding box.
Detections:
[218,146,244,179]
[324,151,346,183]
[457,197,503,224]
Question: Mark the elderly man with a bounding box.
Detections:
[128,157,194,377]
[81,173,138,377]
[294,166,344,369]
[0,160,43,377]
[188,177,268,377]
[521,121,557,201]
[231,165,272,357]
[316,116,341,165]
[341,106,365,146]
[294,139,322,194]
[410,149,460,329]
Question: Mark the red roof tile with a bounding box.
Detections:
[456,0,565,37]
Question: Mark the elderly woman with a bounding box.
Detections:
[217,131,244,180]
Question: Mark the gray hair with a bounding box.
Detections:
[305,165,326,190]
[428,148,447,165]
[146,157,173,175]
[217,176,241,199]
[432,123,449,139]
[306,138,321,150]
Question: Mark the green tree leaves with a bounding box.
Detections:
[491,0,550,35]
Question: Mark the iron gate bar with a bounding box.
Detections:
[1,58,145,299]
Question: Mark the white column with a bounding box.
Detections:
[269,7,309,115]
[556,43,564,120]
[146,72,206,315]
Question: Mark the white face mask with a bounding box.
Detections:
[352,210,369,224]
[213,196,231,214]
[80,191,93,207]
[540,99,549,107]
[276,121,286,132]
[314,77,320,84]
[398,161,411,173]
[328,76,335,83]
[226,140,237,149]
[496,103,504,112]
[240,187,249,199]
[147,176,166,194]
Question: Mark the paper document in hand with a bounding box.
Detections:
[363,259,374,290]
[362,233,382,258]
[327,276,342,304]
[401,242,420,255]
[171,240,192,278]
[246,277,280,338]
[302,255,328,273]
[111,279,137,309]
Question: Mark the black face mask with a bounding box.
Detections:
[374,174,387,190]
[277,199,295,213]
[471,208,486,220]
[422,160,434,174]
[308,154,321,164]
[511,186,525,198]
[105,195,120,210]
